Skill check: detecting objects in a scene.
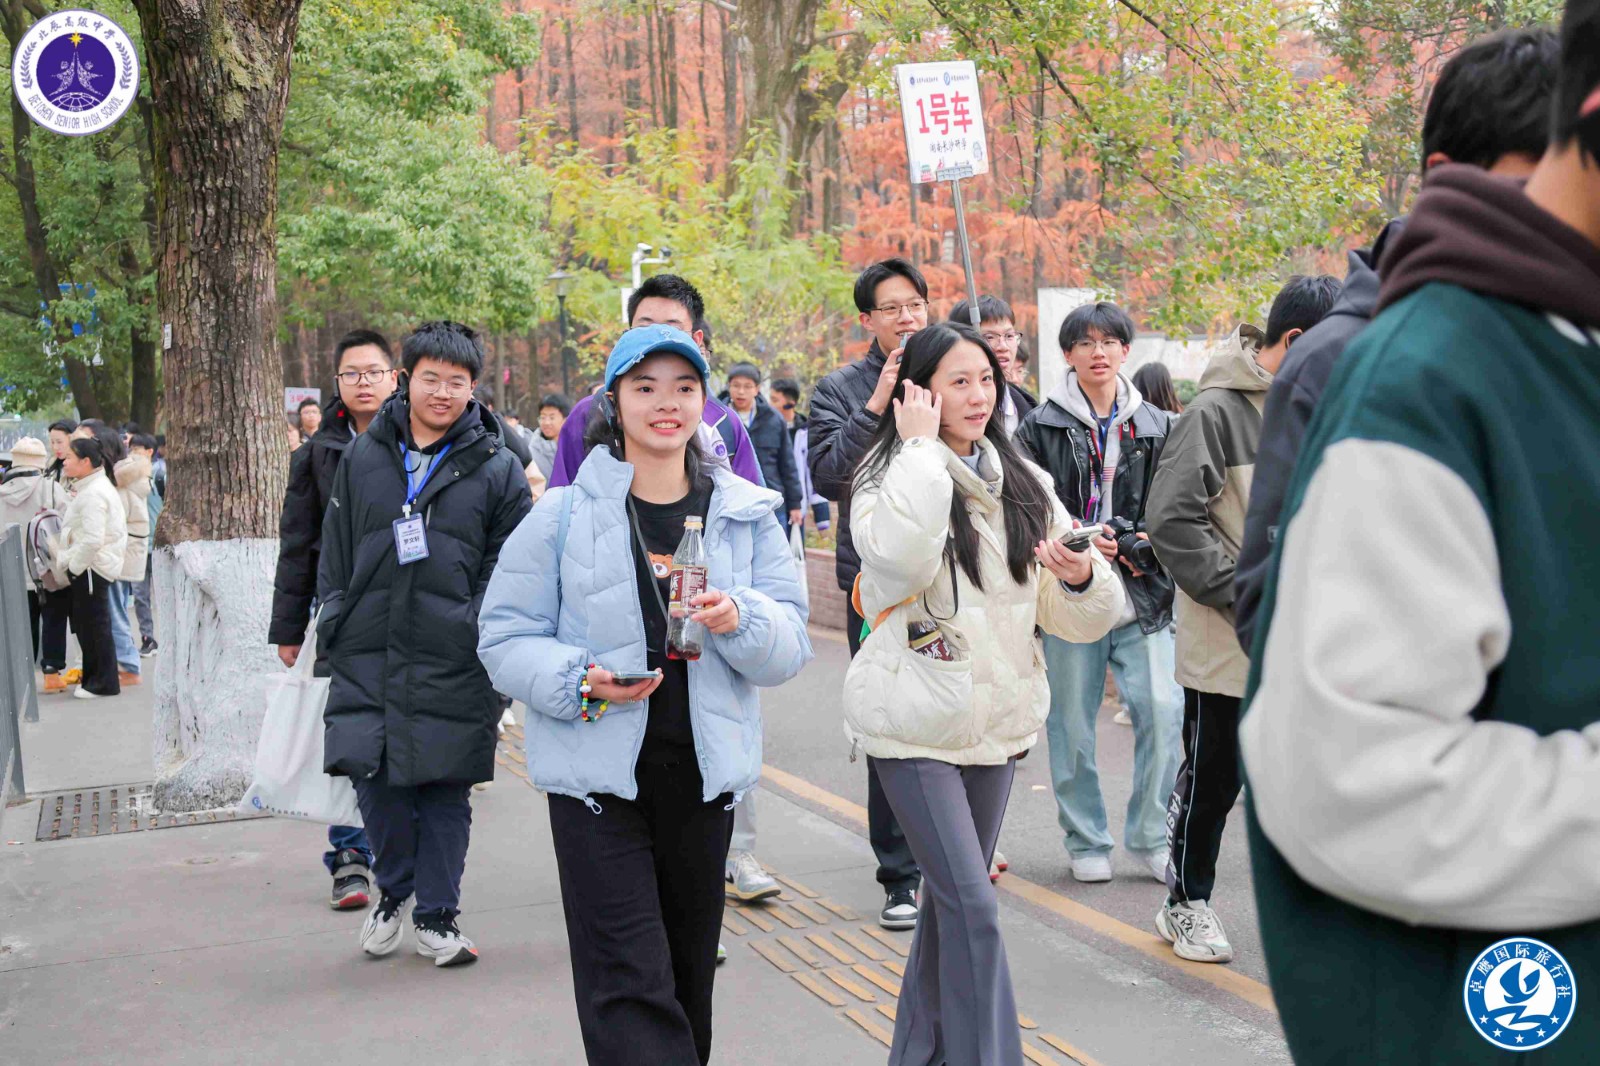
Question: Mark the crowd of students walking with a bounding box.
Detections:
[6,419,163,700]
[10,5,1593,1062]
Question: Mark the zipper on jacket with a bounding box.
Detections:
[583,796,603,815]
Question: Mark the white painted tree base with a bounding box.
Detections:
[151,539,280,812]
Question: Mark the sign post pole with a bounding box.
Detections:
[895,60,989,327]
[949,179,981,327]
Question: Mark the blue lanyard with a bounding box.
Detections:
[401,442,453,517]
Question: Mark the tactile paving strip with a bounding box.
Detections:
[34,784,267,840]
[730,870,1103,1065]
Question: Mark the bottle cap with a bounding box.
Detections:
[686,515,703,529]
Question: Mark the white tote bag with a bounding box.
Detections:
[239,618,363,826]
[789,520,809,597]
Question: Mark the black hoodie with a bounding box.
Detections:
[269,396,360,646]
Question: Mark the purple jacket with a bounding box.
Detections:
[548,394,764,489]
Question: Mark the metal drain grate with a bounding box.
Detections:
[34,784,268,841]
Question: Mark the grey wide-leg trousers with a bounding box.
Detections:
[874,757,1021,1066]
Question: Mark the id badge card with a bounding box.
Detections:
[393,514,430,565]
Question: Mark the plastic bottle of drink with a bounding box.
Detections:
[667,515,708,661]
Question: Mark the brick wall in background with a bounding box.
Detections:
[806,549,845,631]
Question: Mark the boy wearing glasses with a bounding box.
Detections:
[270,328,399,911]
[1015,303,1182,887]
[318,321,531,966]
[807,257,929,930]
[948,295,1037,435]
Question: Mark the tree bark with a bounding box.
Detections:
[133,0,303,810]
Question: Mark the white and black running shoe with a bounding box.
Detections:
[415,912,478,968]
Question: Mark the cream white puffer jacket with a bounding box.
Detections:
[844,436,1124,765]
[55,466,127,584]
[114,453,153,582]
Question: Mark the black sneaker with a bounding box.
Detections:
[880,888,918,930]
[329,849,371,910]
[140,637,159,657]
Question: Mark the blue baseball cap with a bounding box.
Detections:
[603,325,709,393]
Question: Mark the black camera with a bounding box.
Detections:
[1105,516,1159,573]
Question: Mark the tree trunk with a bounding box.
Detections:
[134,0,303,811]
[1,5,103,420]
[719,8,738,163]
[563,16,580,145]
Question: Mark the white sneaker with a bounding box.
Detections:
[1113,707,1132,725]
[1131,848,1169,882]
[360,893,411,957]
[1070,853,1113,882]
[498,706,516,734]
[472,780,491,792]
[415,915,478,967]
[725,850,781,902]
[72,686,99,700]
[1156,898,1233,963]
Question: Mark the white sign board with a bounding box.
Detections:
[1036,287,1098,402]
[894,61,989,185]
[284,386,322,414]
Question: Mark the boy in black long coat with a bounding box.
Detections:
[318,321,531,966]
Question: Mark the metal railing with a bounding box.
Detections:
[0,522,34,803]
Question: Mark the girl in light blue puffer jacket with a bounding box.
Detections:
[478,325,811,1066]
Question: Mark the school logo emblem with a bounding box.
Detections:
[1464,937,1575,1052]
[11,10,139,137]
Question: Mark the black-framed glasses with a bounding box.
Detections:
[336,369,395,386]
[776,400,796,412]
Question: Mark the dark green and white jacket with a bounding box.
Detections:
[1241,252,1600,1062]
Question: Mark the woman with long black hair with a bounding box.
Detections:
[845,323,1124,1065]
[478,325,811,1066]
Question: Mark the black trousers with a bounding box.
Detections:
[548,757,734,1066]
[30,587,70,672]
[68,571,119,695]
[847,598,921,894]
[1164,688,1243,904]
[352,762,473,920]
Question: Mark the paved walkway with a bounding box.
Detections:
[0,644,1288,1065]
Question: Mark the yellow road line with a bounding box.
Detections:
[860,925,911,957]
[1022,1042,1063,1065]
[770,905,807,929]
[1040,1032,1109,1066]
[790,900,832,924]
[761,762,1278,1016]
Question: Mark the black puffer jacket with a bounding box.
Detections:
[1015,394,1176,634]
[1233,219,1401,652]
[269,398,356,646]
[807,341,890,591]
[317,397,531,786]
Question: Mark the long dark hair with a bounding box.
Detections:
[1131,362,1183,414]
[853,323,1051,591]
[582,378,706,485]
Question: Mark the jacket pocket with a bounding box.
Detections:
[844,630,979,751]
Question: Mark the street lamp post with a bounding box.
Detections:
[546,270,575,396]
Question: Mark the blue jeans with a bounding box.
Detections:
[107,580,140,674]
[324,824,372,874]
[1042,621,1183,857]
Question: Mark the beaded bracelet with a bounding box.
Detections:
[579,663,610,723]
